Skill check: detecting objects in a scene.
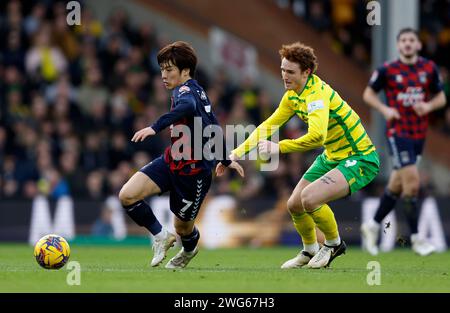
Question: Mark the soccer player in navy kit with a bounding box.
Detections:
[361,28,446,256]
[119,41,244,268]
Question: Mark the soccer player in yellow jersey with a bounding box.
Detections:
[220,42,380,268]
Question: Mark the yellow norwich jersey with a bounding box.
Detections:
[232,74,375,161]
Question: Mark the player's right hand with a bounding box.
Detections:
[131,127,156,142]
[382,107,401,122]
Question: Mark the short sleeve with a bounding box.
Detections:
[368,65,387,93]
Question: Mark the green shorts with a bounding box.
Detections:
[303,151,380,194]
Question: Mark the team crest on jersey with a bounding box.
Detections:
[200,91,207,100]
[419,71,427,84]
[179,85,191,95]
[396,75,403,83]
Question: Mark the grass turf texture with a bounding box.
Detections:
[1,244,449,292]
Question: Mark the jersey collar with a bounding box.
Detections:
[295,74,313,97]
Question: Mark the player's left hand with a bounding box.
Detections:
[215,161,245,178]
[413,102,430,117]
[258,140,279,155]
[131,127,156,142]
[229,161,245,177]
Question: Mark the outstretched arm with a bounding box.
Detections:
[131,96,195,142]
[276,98,329,153]
[230,93,294,159]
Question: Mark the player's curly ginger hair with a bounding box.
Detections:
[279,42,318,73]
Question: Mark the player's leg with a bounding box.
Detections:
[165,218,200,269]
[376,170,403,222]
[119,157,176,266]
[119,171,164,234]
[305,151,380,268]
[165,171,212,269]
[300,168,348,268]
[361,134,405,255]
[281,154,337,269]
[374,135,404,222]
[281,178,319,269]
[399,164,420,234]
[399,163,435,256]
[361,170,402,255]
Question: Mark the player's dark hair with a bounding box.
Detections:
[279,42,318,73]
[157,41,197,77]
[396,28,419,41]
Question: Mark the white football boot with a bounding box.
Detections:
[151,230,177,267]
[307,241,347,269]
[281,251,315,269]
[411,234,436,256]
[361,220,380,256]
[165,247,199,269]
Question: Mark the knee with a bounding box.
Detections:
[118,187,136,207]
[403,182,419,197]
[175,224,194,237]
[387,180,402,195]
[300,189,318,212]
[287,196,304,214]
[402,178,420,197]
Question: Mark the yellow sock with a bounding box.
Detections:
[308,204,339,241]
[291,212,316,244]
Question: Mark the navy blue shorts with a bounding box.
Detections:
[386,135,425,169]
[140,156,212,221]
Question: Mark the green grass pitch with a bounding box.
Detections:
[1,244,449,293]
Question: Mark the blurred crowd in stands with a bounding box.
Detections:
[277,0,450,134]
[0,0,448,207]
[0,0,322,206]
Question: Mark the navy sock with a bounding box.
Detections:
[123,200,162,235]
[181,227,200,252]
[374,189,400,224]
[403,197,419,234]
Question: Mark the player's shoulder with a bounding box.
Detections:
[175,81,193,96]
[381,59,400,70]
[308,74,323,87]
[284,89,297,97]
[281,90,298,104]
[174,79,202,101]
[418,56,438,69]
[308,74,330,97]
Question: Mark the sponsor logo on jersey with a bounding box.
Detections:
[307,100,324,113]
[396,86,425,107]
[179,85,191,95]
[396,74,403,83]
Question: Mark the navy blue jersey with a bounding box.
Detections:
[151,79,231,175]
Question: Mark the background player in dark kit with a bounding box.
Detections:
[361,28,446,256]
